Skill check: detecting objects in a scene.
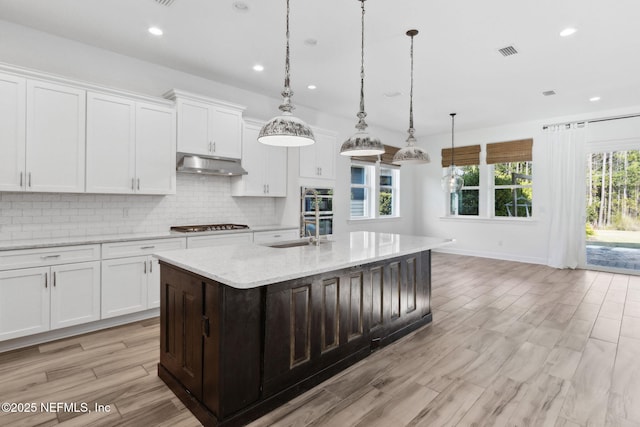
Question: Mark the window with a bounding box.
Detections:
[441,145,481,216]
[487,139,533,218]
[349,145,401,220]
[493,162,532,217]
[450,165,480,215]
[379,167,400,217]
[350,164,374,218]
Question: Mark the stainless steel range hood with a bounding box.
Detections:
[176,153,247,176]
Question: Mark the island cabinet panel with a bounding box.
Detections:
[159,264,262,422]
[159,266,204,400]
[158,249,433,427]
[262,270,370,398]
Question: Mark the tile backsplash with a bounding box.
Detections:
[0,174,277,241]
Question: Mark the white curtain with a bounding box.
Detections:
[546,123,587,269]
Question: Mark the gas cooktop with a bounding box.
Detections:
[170,224,250,233]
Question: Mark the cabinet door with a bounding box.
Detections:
[231,121,265,196]
[50,261,100,329]
[26,80,86,193]
[315,130,336,180]
[86,92,136,193]
[210,106,242,159]
[176,99,211,155]
[0,73,26,192]
[0,267,49,340]
[101,256,148,318]
[265,145,287,196]
[298,143,318,179]
[135,103,176,195]
[147,258,161,309]
[160,265,204,400]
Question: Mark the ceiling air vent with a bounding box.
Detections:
[154,0,176,6]
[542,90,556,96]
[498,45,518,57]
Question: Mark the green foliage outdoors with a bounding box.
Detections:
[379,191,392,216]
[588,150,640,232]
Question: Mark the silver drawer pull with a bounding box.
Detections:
[274,234,281,238]
[41,255,61,259]
[140,246,156,250]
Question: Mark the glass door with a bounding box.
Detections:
[585,149,640,273]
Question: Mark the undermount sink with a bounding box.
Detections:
[266,239,331,249]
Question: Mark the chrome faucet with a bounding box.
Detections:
[302,188,321,246]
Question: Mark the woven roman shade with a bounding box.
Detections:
[441,145,481,168]
[351,145,400,165]
[486,139,533,164]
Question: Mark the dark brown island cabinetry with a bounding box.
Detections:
[158,250,432,427]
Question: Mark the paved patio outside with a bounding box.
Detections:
[586,244,640,271]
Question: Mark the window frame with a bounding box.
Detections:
[446,165,480,217]
[350,160,401,221]
[491,161,533,218]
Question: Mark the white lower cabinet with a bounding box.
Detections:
[101,237,185,318]
[101,256,149,318]
[0,260,100,341]
[0,267,49,340]
[50,261,101,329]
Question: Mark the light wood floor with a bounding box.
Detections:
[2,253,640,427]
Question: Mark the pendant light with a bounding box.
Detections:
[339,0,385,157]
[393,30,430,165]
[258,0,315,147]
[441,113,464,193]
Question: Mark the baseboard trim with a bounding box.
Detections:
[0,309,159,352]
[433,247,547,266]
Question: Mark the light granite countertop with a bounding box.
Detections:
[0,225,297,251]
[154,231,453,289]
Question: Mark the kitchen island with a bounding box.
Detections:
[154,231,451,427]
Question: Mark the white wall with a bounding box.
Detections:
[415,106,640,265]
[0,20,416,241]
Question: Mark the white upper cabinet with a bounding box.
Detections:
[0,73,26,192]
[86,92,136,193]
[86,92,176,194]
[166,89,245,159]
[299,128,336,180]
[231,119,287,197]
[0,76,86,193]
[135,103,176,194]
[26,80,86,193]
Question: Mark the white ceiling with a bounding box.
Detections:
[1,0,640,137]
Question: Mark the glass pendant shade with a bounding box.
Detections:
[340,0,384,157]
[442,112,463,193]
[441,168,464,193]
[393,29,429,165]
[258,0,315,147]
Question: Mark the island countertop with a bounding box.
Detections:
[154,231,453,289]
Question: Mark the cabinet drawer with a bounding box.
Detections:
[187,232,253,249]
[0,244,100,271]
[102,238,186,259]
[253,229,299,244]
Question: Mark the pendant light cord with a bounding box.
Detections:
[356,0,368,130]
[450,113,456,167]
[409,33,415,131]
[280,0,294,113]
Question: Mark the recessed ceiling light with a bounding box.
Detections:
[560,28,577,37]
[304,38,318,47]
[233,1,249,12]
[252,64,264,72]
[307,85,317,90]
[148,26,163,36]
[590,96,601,102]
[542,90,556,96]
